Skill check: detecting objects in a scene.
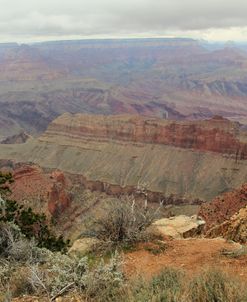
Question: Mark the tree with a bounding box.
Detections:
[0,171,69,252]
[0,172,14,197]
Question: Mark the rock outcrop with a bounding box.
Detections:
[5,163,72,216]
[199,183,247,231]
[68,238,101,257]
[47,171,72,216]
[1,131,31,144]
[148,215,205,239]
[206,206,247,243]
[42,114,247,159]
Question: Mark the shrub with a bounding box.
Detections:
[126,268,184,302]
[0,259,13,289]
[0,172,14,197]
[189,269,247,302]
[28,252,124,301]
[0,221,33,262]
[28,252,86,299]
[83,252,123,301]
[9,267,34,297]
[0,172,68,253]
[90,198,159,251]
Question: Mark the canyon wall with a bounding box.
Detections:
[0,114,247,201]
[42,113,247,159]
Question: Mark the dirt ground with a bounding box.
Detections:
[124,238,247,281]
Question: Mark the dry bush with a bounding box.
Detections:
[9,267,34,298]
[90,197,160,251]
[28,252,124,301]
[221,246,247,259]
[0,259,13,290]
[0,221,49,264]
[28,252,88,300]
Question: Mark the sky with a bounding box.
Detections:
[0,0,247,43]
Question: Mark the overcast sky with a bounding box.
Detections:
[0,0,247,43]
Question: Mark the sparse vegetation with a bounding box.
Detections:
[127,268,184,302]
[188,269,247,302]
[1,172,247,301]
[143,240,167,255]
[1,217,247,301]
[88,197,160,252]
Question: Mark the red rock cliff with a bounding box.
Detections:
[41,113,247,158]
[199,183,247,231]
[8,163,72,216]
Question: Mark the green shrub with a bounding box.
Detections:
[0,172,68,253]
[0,172,14,197]
[0,199,69,253]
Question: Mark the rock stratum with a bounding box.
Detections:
[0,114,247,201]
[42,113,247,158]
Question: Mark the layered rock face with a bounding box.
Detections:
[199,183,247,231]
[206,206,247,243]
[1,114,247,201]
[42,113,247,159]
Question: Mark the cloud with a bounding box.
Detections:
[0,0,247,42]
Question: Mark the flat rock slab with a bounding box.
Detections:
[149,215,205,239]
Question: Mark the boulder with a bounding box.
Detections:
[148,215,205,239]
[68,238,101,256]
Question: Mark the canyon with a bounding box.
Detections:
[0,113,246,202]
[1,38,247,248]
[1,38,247,140]
[2,34,247,302]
